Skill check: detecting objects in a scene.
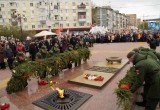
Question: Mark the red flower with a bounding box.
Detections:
[84,76,89,79]
[52,80,57,84]
[21,76,28,78]
[0,103,10,110]
[94,76,104,81]
[38,80,49,85]
[37,62,43,65]
[120,84,130,90]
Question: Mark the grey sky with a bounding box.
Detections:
[92,0,160,20]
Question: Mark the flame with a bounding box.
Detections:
[56,87,64,98]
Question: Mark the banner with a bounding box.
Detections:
[148,22,160,31]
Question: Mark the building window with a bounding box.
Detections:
[23,11,26,13]
[9,19,12,23]
[24,18,27,22]
[32,10,34,14]
[73,23,76,27]
[86,2,89,6]
[55,15,58,20]
[52,24,55,27]
[1,4,4,7]
[61,17,63,20]
[66,17,68,20]
[32,25,35,29]
[66,23,69,27]
[38,25,41,28]
[79,23,84,26]
[73,9,76,13]
[52,17,55,20]
[23,3,26,7]
[66,9,68,13]
[60,24,63,27]
[72,2,76,6]
[25,25,28,29]
[8,11,11,14]
[2,11,5,16]
[87,23,90,26]
[30,3,33,6]
[74,18,76,21]
[31,18,34,22]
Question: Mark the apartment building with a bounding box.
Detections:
[126,14,137,27]
[0,0,92,31]
[136,18,142,27]
[92,6,128,31]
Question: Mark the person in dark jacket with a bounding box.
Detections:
[127,51,160,110]
[8,39,17,57]
[147,35,157,50]
[5,44,14,70]
[70,36,77,49]
[29,41,38,61]
[0,43,5,69]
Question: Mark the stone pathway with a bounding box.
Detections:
[0,42,160,110]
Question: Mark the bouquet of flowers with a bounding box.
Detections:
[84,74,104,81]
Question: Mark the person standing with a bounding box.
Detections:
[29,41,38,61]
[8,39,16,57]
[0,43,6,69]
[5,44,14,70]
[16,42,25,53]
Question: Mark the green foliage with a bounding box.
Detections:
[115,66,137,110]
[0,26,11,37]
[6,77,28,94]
[6,48,91,94]
[0,26,36,41]
[138,22,148,30]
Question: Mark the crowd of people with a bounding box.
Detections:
[0,31,160,70]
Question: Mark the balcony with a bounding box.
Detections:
[40,19,46,24]
[78,18,86,22]
[37,3,46,9]
[77,3,86,9]
[54,5,58,9]
[54,11,59,15]
[10,2,17,10]
[78,8,86,12]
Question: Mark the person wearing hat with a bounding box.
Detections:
[133,47,160,64]
[127,51,160,110]
[50,43,60,56]
[13,52,27,67]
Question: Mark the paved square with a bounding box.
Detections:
[32,88,92,110]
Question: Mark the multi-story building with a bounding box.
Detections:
[136,18,141,27]
[92,6,129,31]
[126,14,137,27]
[0,0,92,32]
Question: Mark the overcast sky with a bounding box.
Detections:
[92,0,160,20]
